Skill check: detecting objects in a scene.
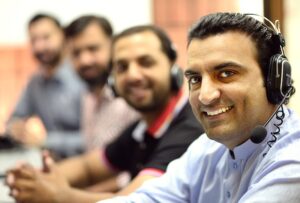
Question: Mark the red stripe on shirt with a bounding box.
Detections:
[147,89,183,136]
[138,167,165,177]
[100,149,120,172]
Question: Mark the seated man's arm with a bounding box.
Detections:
[96,141,199,203]
[6,149,118,203]
[115,173,158,195]
[6,79,43,145]
[6,117,46,146]
[85,175,120,192]
[58,149,116,188]
[52,174,159,203]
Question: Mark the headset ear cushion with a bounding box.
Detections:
[107,75,118,97]
[267,54,291,104]
[170,64,183,92]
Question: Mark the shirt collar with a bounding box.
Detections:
[86,85,115,104]
[147,89,188,138]
[52,58,71,83]
[132,89,188,141]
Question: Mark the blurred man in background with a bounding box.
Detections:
[65,15,139,151]
[6,13,85,159]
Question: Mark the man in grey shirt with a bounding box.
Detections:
[6,13,85,159]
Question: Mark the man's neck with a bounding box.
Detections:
[142,94,175,126]
[41,51,65,79]
[142,110,162,127]
[89,84,105,98]
[42,65,59,79]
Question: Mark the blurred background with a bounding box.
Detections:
[0,0,299,134]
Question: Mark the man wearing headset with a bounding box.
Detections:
[98,12,300,203]
[6,25,203,203]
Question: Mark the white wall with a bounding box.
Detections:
[238,0,263,15]
[0,0,152,45]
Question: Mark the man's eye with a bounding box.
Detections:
[89,45,99,52]
[188,76,202,90]
[138,58,155,68]
[114,63,128,73]
[189,76,201,85]
[219,70,234,78]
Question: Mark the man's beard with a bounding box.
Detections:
[126,99,162,112]
[123,88,170,113]
[78,65,109,89]
[34,49,61,68]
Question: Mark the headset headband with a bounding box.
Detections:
[244,13,285,55]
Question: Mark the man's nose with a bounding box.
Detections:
[198,77,221,105]
[126,63,143,82]
[33,39,46,53]
[79,51,93,66]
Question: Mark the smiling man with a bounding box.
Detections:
[186,31,274,149]
[98,12,300,203]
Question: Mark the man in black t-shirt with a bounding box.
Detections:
[6,25,203,203]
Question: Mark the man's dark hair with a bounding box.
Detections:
[113,25,177,62]
[65,15,113,39]
[28,13,61,29]
[188,12,295,101]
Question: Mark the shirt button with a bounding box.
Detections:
[233,163,238,169]
[227,191,231,198]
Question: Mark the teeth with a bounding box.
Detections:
[206,106,232,116]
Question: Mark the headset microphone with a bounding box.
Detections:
[250,125,268,144]
[250,87,293,144]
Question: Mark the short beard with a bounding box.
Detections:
[78,66,109,90]
[124,91,170,113]
[127,101,160,113]
[34,50,61,68]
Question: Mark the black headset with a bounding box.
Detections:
[108,39,183,96]
[246,14,293,104]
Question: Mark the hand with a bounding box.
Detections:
[6,155,70,203]
[7,117,46,146]
[7,119,27,143]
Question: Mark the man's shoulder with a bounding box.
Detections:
[56,59,85,88]
[275,107,300,147]
[256,108,300,171]
[284,107,300,132]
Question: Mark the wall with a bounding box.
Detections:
[285,0,300,114]
[0,0,152,45]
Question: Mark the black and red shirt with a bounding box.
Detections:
[103,90,204,178]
